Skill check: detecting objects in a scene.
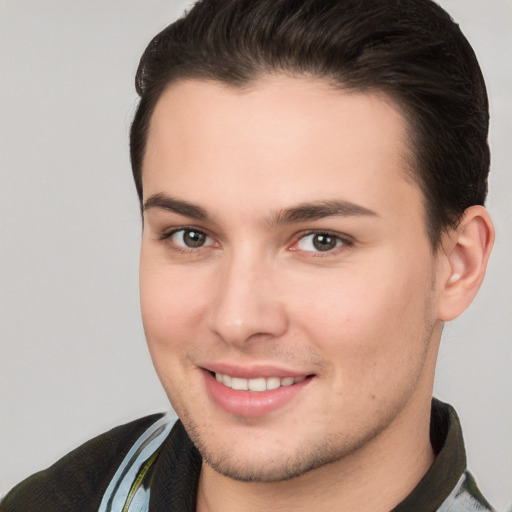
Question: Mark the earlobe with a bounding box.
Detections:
[437,205,495,322]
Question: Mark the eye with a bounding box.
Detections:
[168,228,215,249]
[295,232,346,253]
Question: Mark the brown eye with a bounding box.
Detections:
[296,232,343,252]
[170,229,211,248]
[183,230,206,248]
[312,234,338,251]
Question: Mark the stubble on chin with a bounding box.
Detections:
[180,407,402,484]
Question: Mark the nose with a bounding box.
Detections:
[207,252,288,346]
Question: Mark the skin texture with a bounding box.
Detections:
[139,76,494,512]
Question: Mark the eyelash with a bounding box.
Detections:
[158,227,353,256]
[158,227,217,255]
[290,230,354,255]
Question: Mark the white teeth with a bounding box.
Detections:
[231,377,248,390]
[214,373,307,392]
[248,377,266,392]
[266,377,281,390]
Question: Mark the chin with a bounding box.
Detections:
[201,449,337,483]
[185,416,375,484]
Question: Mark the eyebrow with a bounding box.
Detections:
[143,193,210,220]
[143,194,378,225]
[266,200,379,226]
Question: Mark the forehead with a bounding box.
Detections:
[143,76,422,223]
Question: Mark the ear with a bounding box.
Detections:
[437,205,495,322]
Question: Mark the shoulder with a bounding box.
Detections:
[0,414,164,512]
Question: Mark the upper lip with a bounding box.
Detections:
[201,362,313,379]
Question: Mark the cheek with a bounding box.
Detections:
[139,254,211,355]
[139,256,216,414]
[291,256,434,386]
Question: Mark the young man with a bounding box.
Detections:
[1,0,497,511]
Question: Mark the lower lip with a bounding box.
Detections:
[203,371,312,418]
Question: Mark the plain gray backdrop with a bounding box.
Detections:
[1,0,511,508]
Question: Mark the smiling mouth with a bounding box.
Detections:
[212,372,311,392]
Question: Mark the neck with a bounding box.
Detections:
[196,396,435,512]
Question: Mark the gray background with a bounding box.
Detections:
[0,0,511,508]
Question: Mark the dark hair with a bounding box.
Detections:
[130,0,489,248]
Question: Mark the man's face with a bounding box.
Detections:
[140,76,444,482]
